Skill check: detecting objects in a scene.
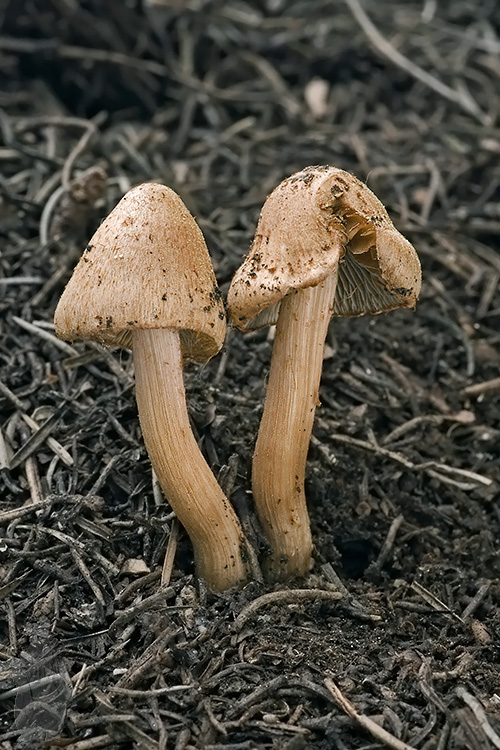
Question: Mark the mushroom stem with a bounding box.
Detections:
[133,328,248,590]
[252,271,338,579]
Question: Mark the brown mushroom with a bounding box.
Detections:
[227,166,421,580]
[55,182,249,590]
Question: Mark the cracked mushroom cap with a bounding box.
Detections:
[54,182,226,360]
[227,166,421,330]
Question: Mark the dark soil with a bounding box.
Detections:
[1,1,500,748]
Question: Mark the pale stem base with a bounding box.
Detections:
[252,272,338,579]
[133,328,248,590]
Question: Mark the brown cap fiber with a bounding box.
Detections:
[228,166,421,330]
[55,183,226,360]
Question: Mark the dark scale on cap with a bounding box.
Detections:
[209,284,223,302]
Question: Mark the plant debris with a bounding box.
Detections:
[1,1,499,748]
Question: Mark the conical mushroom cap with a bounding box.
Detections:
[227,166,421,330]
[54,183,226,360]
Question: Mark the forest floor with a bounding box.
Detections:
[0,1,499,748]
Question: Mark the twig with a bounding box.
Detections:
[382,412,474,445]
[462,377,500,397]
[0,497,56,524]
[325,677,418,750]
[320,563,381,621]
[62,736,112,750]
[39,183,65,246]
[342,0,487,123]
[327,432,492,489]
[0,379,26,410]
[410,581,464,624]
[0,674,64,701]
[161,517,179,586]
[107,685,196,698]
[61,119,100,189]
[366,515,404,577]
[12,316,77,355]
[461,582,491,621]
[9,408,67,469]
[233,589,342,631]
[71,547,106,610]
[21,412,73,466]
[109,585,175,634]
[94,690,160,750]
[456,687,500,749]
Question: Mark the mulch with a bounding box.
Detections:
[1,1,499,748]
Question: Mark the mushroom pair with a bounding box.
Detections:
[55,167,421,590]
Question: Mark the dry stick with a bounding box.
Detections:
[324,678,418,750]
[133,328,248,590]
[0,575,29,603]
[0,497,56,524]
[21,412,73,466]
[382,412,474,446]
[161,517,180,586]
[109,586,175,635]
[86,342,134,388]
[0,379,26,410]
[366,514,404,576]
[114,629,181,690]
[75,715,137,728]
[410,581,464,624]
[233,588,343,631]
[42,527,120,578]
[59,737,112,750]
[12,315,77,355]
[0,674,64,702]
[252,274,337,580]
[321,563,381,622]
[342,0,486,123]
[9,409,67,469]
[0,36,168,76]
[39,183,66,246]
[462,377,500,397]
[115,568,162,605]
[461,582,491,621]
[61,119,100,189]
[5,599,17,653]
[456,687,500,749]
[0,428,11,470]
[108,685,196,698]
[94,691,159,750]
[71,548,106,610]
[326,432,491,490]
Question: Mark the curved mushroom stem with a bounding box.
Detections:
[252,271,338,580]
[133,328,248,590]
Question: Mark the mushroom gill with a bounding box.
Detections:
[330,204,399,317]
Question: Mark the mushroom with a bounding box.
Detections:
[227,166,421,580]
[55,182,249,590]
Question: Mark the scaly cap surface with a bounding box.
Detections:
[54,182,226,360]
[228,166,421,330]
